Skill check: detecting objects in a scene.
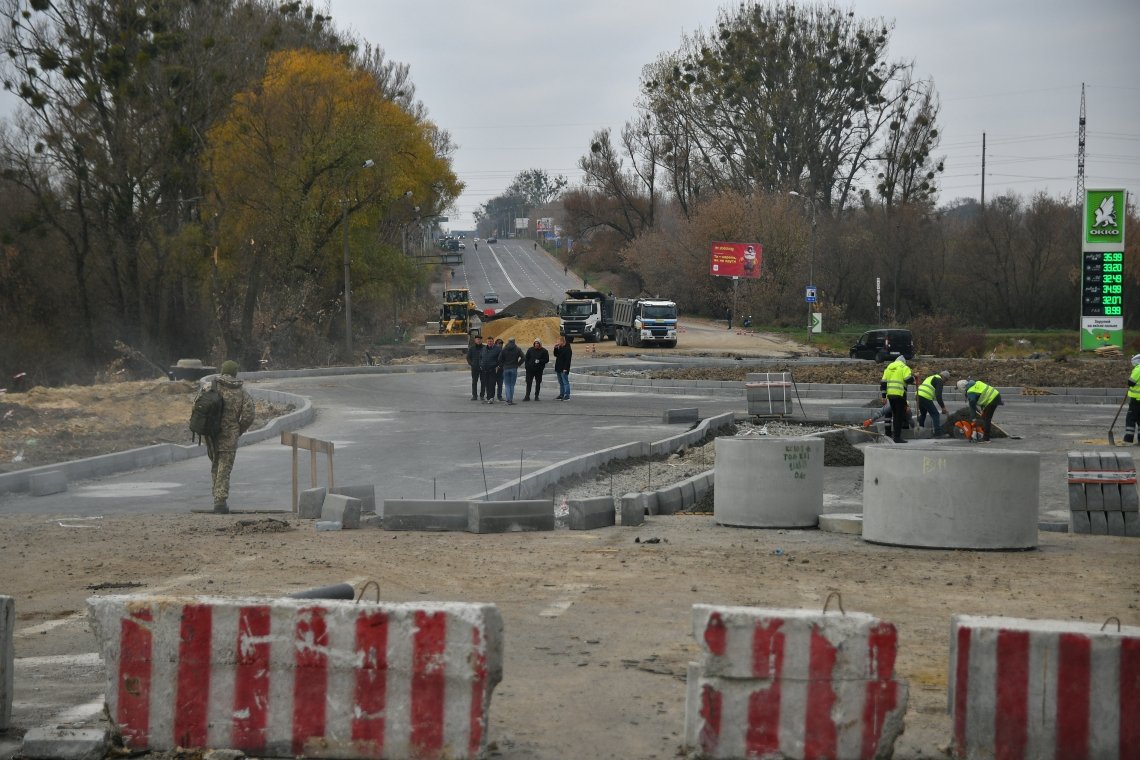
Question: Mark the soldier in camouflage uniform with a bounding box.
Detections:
[204,360,255,513]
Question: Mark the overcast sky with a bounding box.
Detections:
[326,0,1139,230]
[4,1,1138,231]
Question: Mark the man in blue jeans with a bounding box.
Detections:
[499,337,524,405]
[553,335,572,400]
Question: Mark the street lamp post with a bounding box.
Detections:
[789,191,817,344]
[342,158,374,361]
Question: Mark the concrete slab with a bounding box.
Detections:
[468,500,554,534]
[297,486,327,519]
[331,484,376,514]
[382,499,469,532]
[320,494,361,529]
[620,493,646,526]
[568,496,616,530]
[28,470,67,497]
[20,727,108,760]
[819,513,863,535]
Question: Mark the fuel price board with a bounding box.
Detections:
[1082,251,1124,318]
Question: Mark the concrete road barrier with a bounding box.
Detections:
[297,487,326,519]
[381,499,469,531]
[320,494,362,529]
[87,595,503,759]
[714,437,823,528]
[863,446,1039,549]
[568,496,615,530]
[950,614,1140,760]
[467,500,554,534]
[0,596,12,730]
[687,604,907,759]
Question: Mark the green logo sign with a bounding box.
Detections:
[1085,189,1125,245]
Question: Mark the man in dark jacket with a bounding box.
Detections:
[479,338,502,404]
[553,336,572,400]
[493,338,506,400]
[500,337,525,404]
[466,334,483,401]
[523,339,550,401]
[203,360,255,513]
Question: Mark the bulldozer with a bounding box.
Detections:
[425,288,482,351]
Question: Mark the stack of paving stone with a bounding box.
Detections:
[1067,450,1140,536]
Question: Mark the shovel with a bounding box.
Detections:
[1108,393,1128,446]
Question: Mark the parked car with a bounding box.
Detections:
[458,242,466,250]
[487,237,498,244]
[849,329,915,362]
[484,291,499,304]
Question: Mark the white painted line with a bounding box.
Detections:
[15,652,103,668]
[15,611,87,638]
[539,600,573,618]
[52,697,106,723]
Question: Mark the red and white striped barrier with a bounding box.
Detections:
[950,614,1140,760]
[687,605,907,760]
[87,595,503,759]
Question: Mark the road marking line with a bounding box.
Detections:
[539,600,573,617]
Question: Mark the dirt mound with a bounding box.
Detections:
[494,297,558,319]
[480,316,562,348]
[821,431,865,466]
[220,517,295,535]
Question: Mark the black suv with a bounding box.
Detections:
[849,329,915,362]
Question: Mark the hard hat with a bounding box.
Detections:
[1132,354,1140,366]
[956,379,969,392]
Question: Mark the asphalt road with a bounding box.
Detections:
[454,237,581,306]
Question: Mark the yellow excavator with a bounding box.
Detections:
[425,288,482,351]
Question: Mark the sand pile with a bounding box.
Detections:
[494,297,558,319]
[480,316,562,348]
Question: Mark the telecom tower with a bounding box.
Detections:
[1077,83,1086,199]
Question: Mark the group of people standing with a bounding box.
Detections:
[466,334,573,404]
[879,356,1003,443]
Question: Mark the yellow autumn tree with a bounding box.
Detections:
[202,48,461,366]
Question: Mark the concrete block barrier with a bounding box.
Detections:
[657,484,684,515]
[1067,451,1140,536]
[331,484,376,514]
[568,496,616,530]
[620,493,646,526]
[467,500,554,534]
[863,446,1040,549]
[87,595,503,759]
[949,614,1140,760]
[688,605,908,759]
[714,437,823,528]
[297,487,326,519]
[29,469,67,496]
[382,499,469,532]
[1,596,12,730]
[321,494,362,530]
[19,727,108,760]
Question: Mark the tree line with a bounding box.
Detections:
[539,3,1136,334]
[0,0,459,384]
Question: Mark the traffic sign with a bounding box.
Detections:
[805,286,817,303]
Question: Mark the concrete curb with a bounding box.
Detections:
[468,412,734,502]
[0,387,312,496]
[0,596,11,731]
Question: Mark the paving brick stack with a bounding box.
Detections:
[1067,450,1140,536]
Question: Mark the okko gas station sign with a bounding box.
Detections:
[709,241,762,278]
[1080,189,1127,350]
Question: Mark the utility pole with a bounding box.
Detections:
[1077,83,1086,199]
[981,132,986,209]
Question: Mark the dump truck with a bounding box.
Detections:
[558,289,615,343]
[425,288,481,351]
[613,297,679,348]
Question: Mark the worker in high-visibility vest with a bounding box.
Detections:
[956,378,1003,442]
[1123,354,1140,443]
[880,356,913,443]
[915,370,951,437]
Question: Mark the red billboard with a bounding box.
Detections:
[709,241,762,278]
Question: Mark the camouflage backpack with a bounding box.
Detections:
[189,381,225,443]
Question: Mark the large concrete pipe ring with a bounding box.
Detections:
[862,445,1040,550]
[714,437,823,528]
